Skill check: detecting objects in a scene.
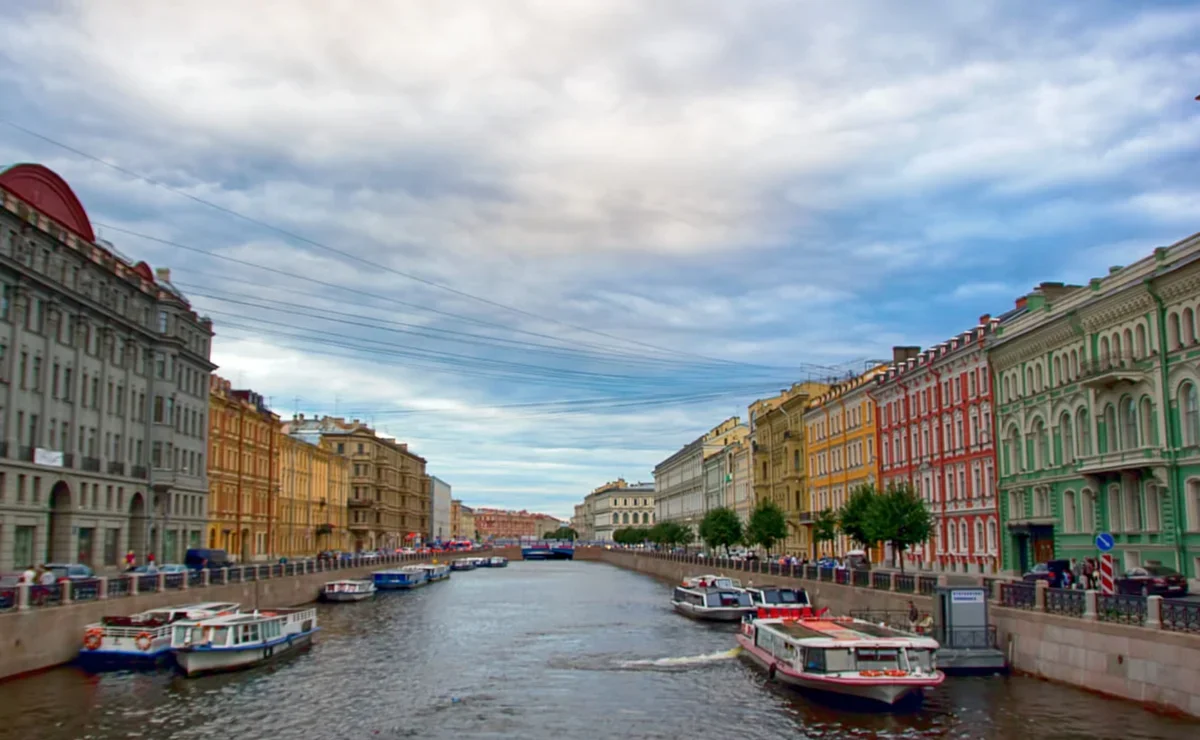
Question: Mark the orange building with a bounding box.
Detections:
[474,508,564,539]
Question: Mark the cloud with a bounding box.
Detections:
[2,1,1199,516]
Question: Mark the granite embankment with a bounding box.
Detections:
[583,547,1200,719]
[0,547,521,681]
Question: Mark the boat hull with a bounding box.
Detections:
[673,601,757,622]
[175,630,316,677]
[736,634,941,706]
[323,590,374,602]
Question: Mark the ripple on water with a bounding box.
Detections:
[0,561,1198,739]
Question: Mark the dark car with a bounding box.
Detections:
[1116,564,1189,597]
[184,548,233,570]
[1023,559,1072,587]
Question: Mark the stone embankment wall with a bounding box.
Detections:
[0,547,521,682]
[587,548,1200,719]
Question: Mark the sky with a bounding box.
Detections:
[1,1,1199,520]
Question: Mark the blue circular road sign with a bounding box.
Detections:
[1095,532,1115,552]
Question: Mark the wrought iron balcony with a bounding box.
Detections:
[81,456,101,472]
[1076,446,1167,474]
[131,465,148,479]
[107,461,125,476]
[348,497,380,509]
[1078,353,1150,389]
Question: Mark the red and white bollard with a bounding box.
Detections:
[1099,553,1115,595]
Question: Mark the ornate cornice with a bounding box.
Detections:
[1078,291,1155,332]
[1154,267,1200,304]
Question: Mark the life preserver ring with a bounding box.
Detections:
[859,669,884,677]
[135,632,153,652]
[884,669,907,677]
[83,628,103,651]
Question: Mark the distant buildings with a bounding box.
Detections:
[450,499,475,540]
[654,417,746,535]
[474,507,563,539]
[430,476,451,542]
[583,478,654,542]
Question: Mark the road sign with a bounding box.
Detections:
[1099,553,1115,595]
[1095,532,1115,552]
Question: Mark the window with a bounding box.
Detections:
[1078,409,1092,456]
[1102,405,1117,453]
[1060,413,1074,463]
[1121,397,1139,449]
[1183,383,1200,446]
[1063,490,1077,533]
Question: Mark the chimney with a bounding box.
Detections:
[892,346,921,364]
[1015,296,1028,310]
[155,267,171,283]
[979,314,991,325]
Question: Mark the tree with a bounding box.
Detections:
[648,521,693,548]
[698,507,743,555]
[873,482,934,573]
[811,507,839,559]
[839,483,881,552]
[544,527,578,540]
[745,499,788,555]
[612,527,649,545]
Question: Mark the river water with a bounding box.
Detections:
[1,560,1197,739]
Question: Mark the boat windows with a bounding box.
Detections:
[807,648,853,673]
[854,647,903,671]
[210,626,230,646]
[705,591,750,607]
[906,649,932,672]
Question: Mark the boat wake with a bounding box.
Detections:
[550,647,742,673]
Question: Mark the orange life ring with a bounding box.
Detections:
[83,628,103,651]
[884,669,907,677]
[859,669,883,677]
[135,632,153,652]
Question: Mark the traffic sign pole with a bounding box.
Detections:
[1099,553,1115,595]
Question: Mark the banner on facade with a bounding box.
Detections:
[34,448,64,467]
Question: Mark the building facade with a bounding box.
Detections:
[589,479,654,541]
[991,244,1200,581]
[654,417,744,535]
[473,507,561,539]
[0,164,215,572]
[804,366,886,559]
[430,475,451,542]
[729,438,753,524]
[875,324,1007,573]
[277,427,351,558]
[748,382,828,555]
[286,415,429,551]
[450,499,476,540]
[207,376,280,561]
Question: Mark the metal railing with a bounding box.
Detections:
[852,569,870,587]
[932,625,998,650]
[71,579,102,602]
[872,571,891,590]
[894,573,915,593]
[107,576,131,598]
[136,574,159,593]
[918,576,938,595]
[1046,587,1086,617]
[1161,599,1200,634]
[1000,582,1037,610]
[1098,593,1147,626]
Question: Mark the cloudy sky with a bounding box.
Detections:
[2,1,1199,519]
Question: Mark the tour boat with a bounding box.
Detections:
[322,579,376,602]
[170,608,318,677]
[419,563,451,582]
[77,602,241,667]
[450,559,476,571]
[373,565,428,590]
[672,575,756,621]
[737,608,945,707]
[485,556,509,568]
[744,583,812,609]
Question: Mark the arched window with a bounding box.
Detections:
[1099,336,1111,367]
[1032,418,1049,469]
[1063,490,1077,533]
[1102,404,1118,452]
[1112,332,1123,361]
[1081,489,1096,533]
[622,512,630,524]
[1053,356,1062,385]
[958,521,968,553]
[1140,397,1157,447]
[612,513,620,525]
[974,520,983,550]
[1077,408,1092,456]
[987,520,997,552]
[1005,427,1023,474]
[1107,485,1123,532]
[1183,382,1200,446]
[948,522,958,551]
[1185,308,1197,346]
[1122,397,1139,449]
[1145,484,1162,532]
[1135,323,1148,358]
[1169,312,1182,349]
[1026,367,1034,395]
[1123,328,1134,362]
[1060,412,1074,463]
[1070,349,1079,379]
[1035,364,1044,391]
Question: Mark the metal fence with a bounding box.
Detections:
[1161,599,1200,634]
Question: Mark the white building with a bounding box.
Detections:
[429,476,452,542]
[654,417,747,535]
[590,479,654,541]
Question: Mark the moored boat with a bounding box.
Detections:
[486,556,508,568]
[322,579,376,602]
[737,608,944,707]
[450,559,476,571]
[744,583,811,609]
[672,575,756,621]
[373,565,429,590]
[77,602,241,667]
[419,563,451,582]
[170,608,318,677]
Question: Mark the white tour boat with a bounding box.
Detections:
[78,602,241,667]
[419,563,451,582]
[450,558,476,571]
[744,583,812,609]
[170,608,319,676]
[486,556,508,568]
[322,579,377,602]
[737,608,944,707]
[672,574,756,621]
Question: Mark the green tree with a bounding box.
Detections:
[811,507,839,559]
[839,483,881,552]
[873,482,933,573]
[648,521,693,548]
[745,499,788,555]
[698,507,743,555]
[544,527,578,540]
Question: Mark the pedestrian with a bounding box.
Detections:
[20,565,36,584]
[907,600,919,630]
[125,550,136,570]
[38,566,57,586]
[147,551,156,568]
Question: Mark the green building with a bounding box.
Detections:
[989,232,1200,584]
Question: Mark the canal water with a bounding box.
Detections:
[1,560,1197,739]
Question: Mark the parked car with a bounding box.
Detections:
[1023,559,1071,587]
[131,563,188,574]
[1116,563,1189,597]
[184,548,233,570]
[45,563,94,580]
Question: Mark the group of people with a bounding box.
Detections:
[17,565,61,586]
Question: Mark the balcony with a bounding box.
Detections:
[81,457,101,472]
[108,461,126,476]
[796,511,815,523]
[131,465,148,479]
[1078,353,1150,390]
[348,521,373,532]
[348,498,381,509]
[1076,446,1167,475]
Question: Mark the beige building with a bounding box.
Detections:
[571,500,594,540]
[286,415,429,551]
[589,479,654,541]
[277,426,351,557]
[729,437,753,524]
[450,499,476,540]
[749,381,829,555]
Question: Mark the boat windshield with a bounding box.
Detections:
[854,647,906,672]
[705,590,751,607]
[907,648,933,672]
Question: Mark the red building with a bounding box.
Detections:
[473,508,565,540]
[872,316,1005,574]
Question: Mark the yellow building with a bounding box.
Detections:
[276,429,352,557]
[451,499,477,540]
[803,366,888,558]
[748,381,829,555]
[207,376,282,561]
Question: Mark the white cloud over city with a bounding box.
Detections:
[2,0,1198,517]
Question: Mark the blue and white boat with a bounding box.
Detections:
[322,579,376,602]
[373,565,429,590]
[450,559,476,571]
[170,608,318,677]
[78,602,241,668]
[419,563,451,582]
[485,556,509,568]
